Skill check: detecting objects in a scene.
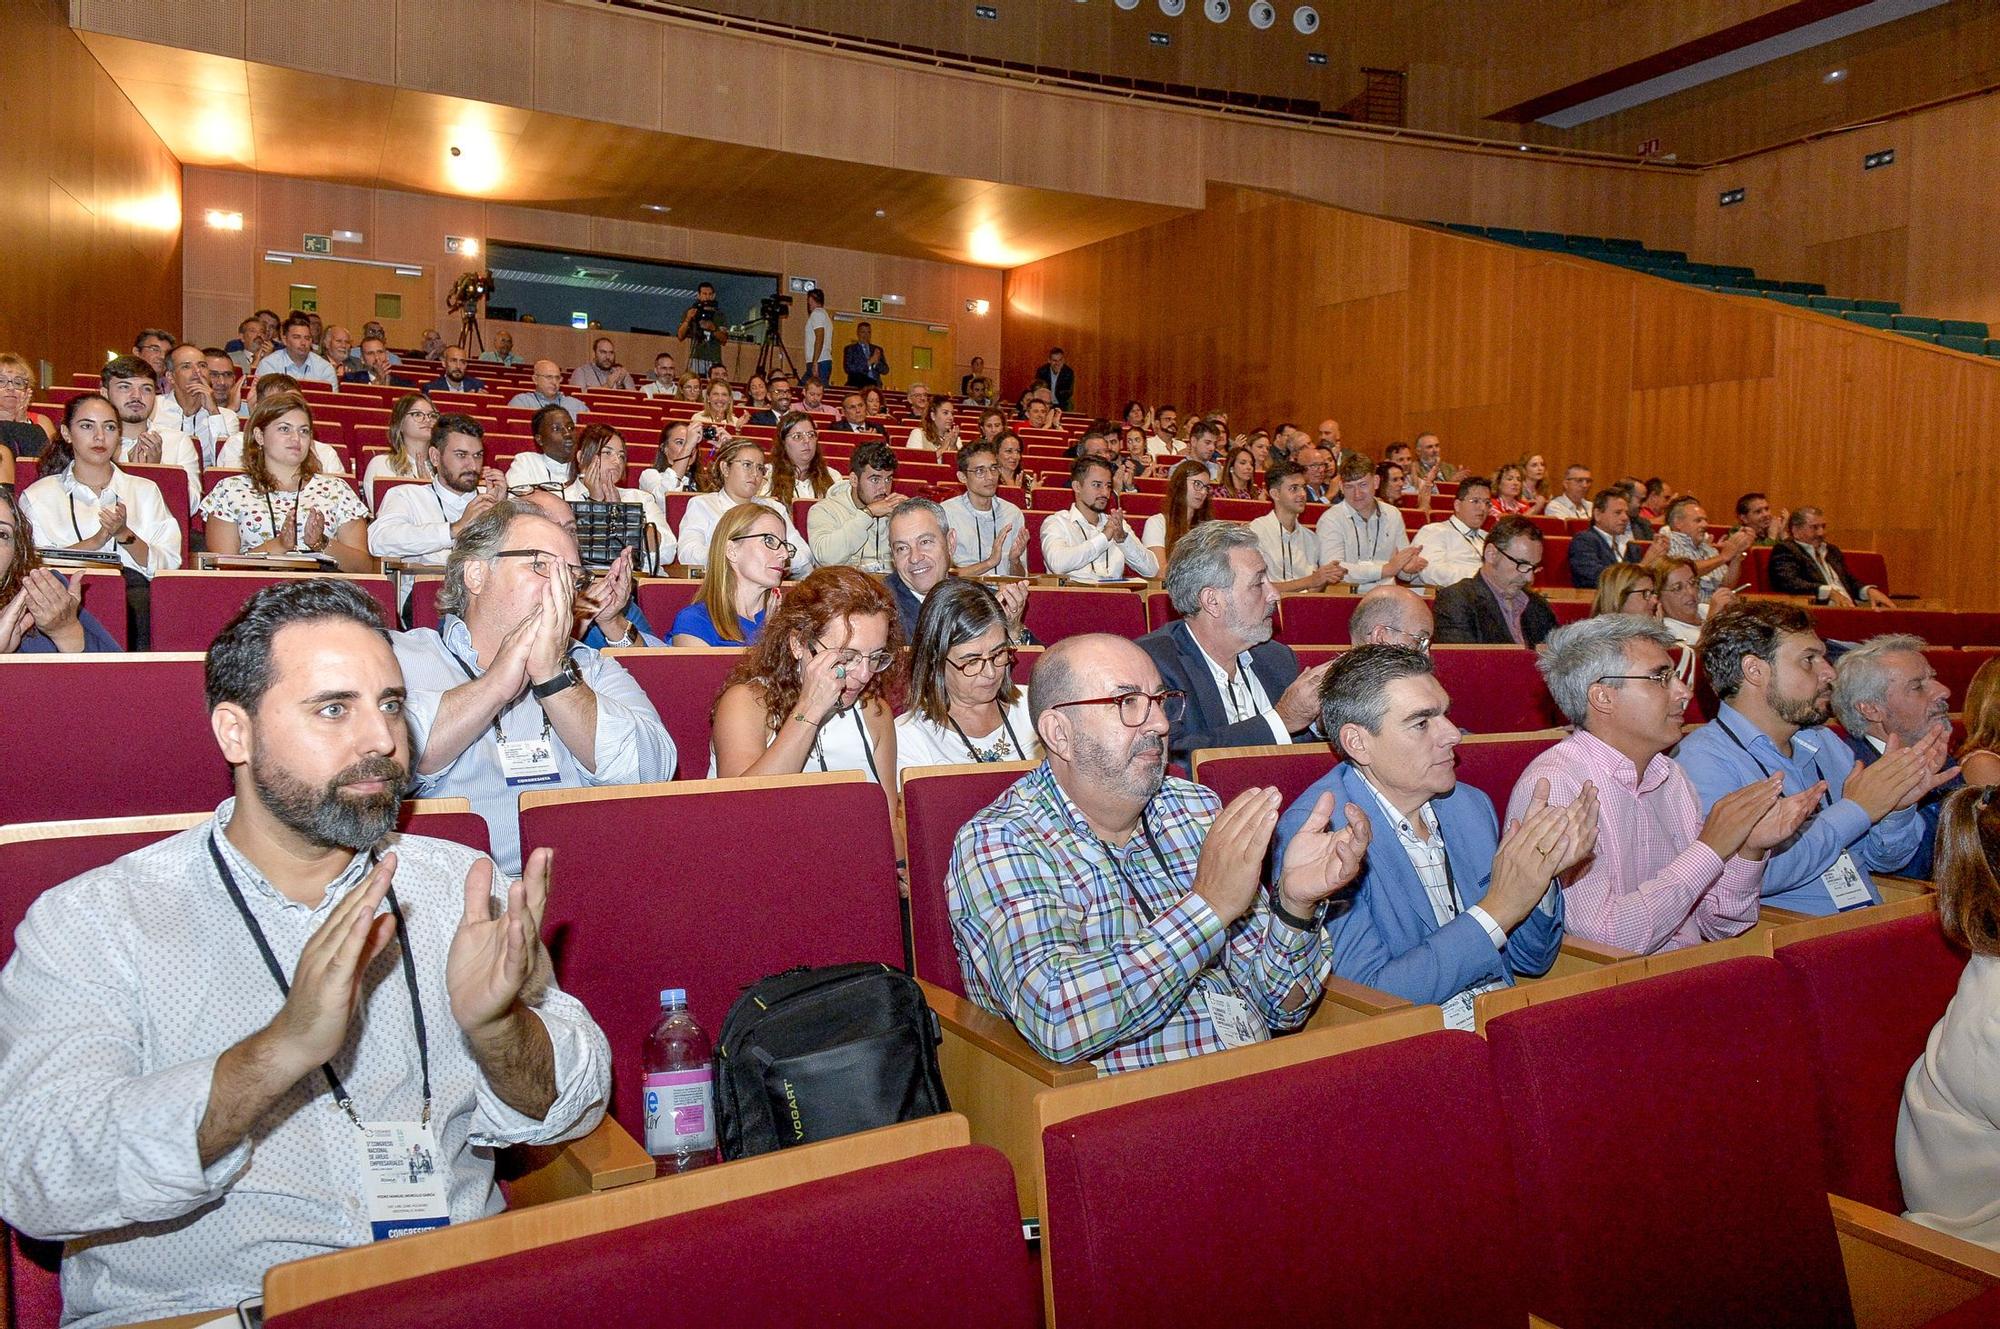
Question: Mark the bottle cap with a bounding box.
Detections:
[660,987,686,1006]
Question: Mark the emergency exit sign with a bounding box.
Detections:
[303,234,332,254]
[859,297,883,315]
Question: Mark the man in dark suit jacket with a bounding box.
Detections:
[1833,635,1960,878]
[1567,490,1650,590]
[422,347,487,396]
[1032,347,1075,411]
[1133,522,1332,764]
[1435,516,1558,648]
[842,323,888,387]
[1768,506,1894,607]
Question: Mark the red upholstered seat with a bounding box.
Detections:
[600,647,741,774]
[0,657,229,820]
[1042,1031,1529,1329]
[1775,912,1968,1213]
[901,763,1035,996]
[148,573,399,653]
[1454,733,1564,809]
[1921,1286,2000,1329]
[521,775,904,1133]
[1274,594,1357,645]
[1143,589,1177,631]
[1192,743,1335,811]
[5,1227,61,1329]
[629,579,702,633]
[1924,648,1987,711]
[73,570,130,648]
[1022,587,1147,643]
[1486,957,1855,1329]
[1535,535,1574,588]
[264,1145,1039,1329]
[1431,646,1567,732]
[123,462,193,562]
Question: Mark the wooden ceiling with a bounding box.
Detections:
[79,32,1188,269]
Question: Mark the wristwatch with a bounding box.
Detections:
[530,657,582,700]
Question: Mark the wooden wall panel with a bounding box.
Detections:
[532,1,662,131]
[1004,185,2000,608]
[246,0,394,85]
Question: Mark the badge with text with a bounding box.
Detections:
[498,737,562,787]
[352,1121,451,1241]
[1204,990,1269,1049]
[1822,852,1875,912]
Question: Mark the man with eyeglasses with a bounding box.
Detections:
[946,633,1373,1072]
[391,500,676,875]
[1315,454,1427,592]
[505,361,587,418]
[1274,645,1587,1030]
[1346,584,1436,651]
[503,405,577,490]
[1510,616,1819,954]
[1407,475,1493,588]
[1433,515,1558,648]
[943,441,1027,579]
[807,440,900,573]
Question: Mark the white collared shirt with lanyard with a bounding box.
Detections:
[1717,715,1875,911]
[445,636,564,789]
[1272,520,1317,581]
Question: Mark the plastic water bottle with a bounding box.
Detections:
[641,988,719,1174]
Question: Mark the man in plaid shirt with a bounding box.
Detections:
[946,634,1372,1074]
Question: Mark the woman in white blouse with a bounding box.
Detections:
[640,420,698,504]
[200,391,374,571]
[19,393,182,580]
[565,422,673,573]
[1898,786,2000,1250]
[905,397,956,456]
[360,392,438,507]
[676,438,811,577]
[895,577,1039,783]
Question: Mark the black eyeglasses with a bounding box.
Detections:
[1596,667,1677,689]
[490,549,594,588]
[730,532,797,559]
[1050,690,1188,727]
[1495,548,1544,574]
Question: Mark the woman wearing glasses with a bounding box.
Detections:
[1141,460,1214,570]
[675,438,812,577]
[895,579,1041,782]
[565,423,672,573]
[0,352,55,474]
[670,503,789,646]
[710,565,901,783]
[0,487,118,652]
[202,392,374,571]
[764,411,839,503]
[1590,561,1661,620]
[360,392,437,507]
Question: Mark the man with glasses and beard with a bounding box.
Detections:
[391,501,676,875]
[1433,515,1558,647]
[0,580,610,1329]
[1676,602,1956,915]
[945,632,1373,1073]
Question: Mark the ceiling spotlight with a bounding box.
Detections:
[1248,0,1275,27]
[874,208,887,217]
[1519,143,1530,150]
[1291,4,1317,33]
[1824,68,1847,83]
[1159,0,1185,14]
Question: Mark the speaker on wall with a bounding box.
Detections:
[1248,0,1276,27]
[1293,4,1319,33]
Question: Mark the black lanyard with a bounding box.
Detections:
[812,705,881,784]
[1718,714,1836,810]
[1103,816,1180,925]
[1350,505,1387,560]
[945,708,1025,763]
[207,834,432,1128]
[442,621,553,745]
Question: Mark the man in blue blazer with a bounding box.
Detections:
[1832,634,1959,879]
[1273,645,1598,1028]
[1567,489,1655,590]
[1135,522,1334,765]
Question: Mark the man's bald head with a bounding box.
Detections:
[1028,634,1156,729]
[1348,584,1435,647]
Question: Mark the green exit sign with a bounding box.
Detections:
[303,234,332,254]
[858,297,882,315]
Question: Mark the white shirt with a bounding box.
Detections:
[637,466,696,504]
[254,348,339,387]
[368,478,477,565]
[893,692,1039,784]
[0,803,610,1329]
[1141,511,1169,553]
[1899,955,2000,1251]
[1147,432,1177,458]
[1410,517,1486,587]
[1544,494,1592,521]
[20,465,183,578]
[1316,499,1411,591]
[1188,629,1290,747]
[903,427,948,455]
[216,435,346,476]
[360,452,433,510]
[804,307,835,366]
[1247,510,1320,583]
[676,492,812,576]
[1039,504,1159,583]
[942,493,1027,577]
[150,395,239,466]
[503,450,568,489]
[118,429,202,510]
[639,379,679,399]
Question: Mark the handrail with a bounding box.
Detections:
[1705,77,2000,167]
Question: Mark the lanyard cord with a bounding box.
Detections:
[442,619,554,745]
[1718,714,1835,810]
[945,706,1025,762]
[208,834,432,1127]
[812,704,881,783]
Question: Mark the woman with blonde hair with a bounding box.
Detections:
[669,501,789,646]
[0,352,56,466]
[1958,659,2000,788]
[1590,561,1660,620]
[1490,462,1542,516]
[360,391,438,504]
[675,437,810,576]
[199,391,373,570]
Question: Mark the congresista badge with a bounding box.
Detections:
[352,1121,451,1241]
[498,737,562,788]
[1204,990,1269,1049]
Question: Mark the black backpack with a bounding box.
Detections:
[714,962,949,1161]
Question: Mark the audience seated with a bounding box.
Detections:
[942,440,1028,577]
[1567,487,1654,589]
[564,424,673,574]
[1769,504,1894,607]
[0,486,119,652]
[1832,634,1960,879]
[1961,661,2000,789]
[1347,583,1437,650]
[101,355,202,508]
[359,393,440,497]
[1590,560,1659,619]
[1735,490,1788,545]
[506,360,587,417]
[824,392,876,435]
[1136,522,1329,763]
[1316,453,1425,591]
[567,337,633,392]
[504,404,578,490]
[216,373,347,474]
[391,500,677,873]
[478,330,520,366]
[1897,785,2000,1250]
[763,411,839,503]
[19,394,183,596]
[0,580,609,1329]
[1488,461,1538,516]
[675,440,810,577]
[153,342,240,466]
[895,578,1041,781]
[639,349,680,400]
[369,415,502,569]
[510,488,662,649]
[906,392,955,456]
[203,392,374,572]
[424,345,487,395]
[1042,455,1160,584]
[1407,474,1492,587]
[1273,646,1588,1028]
[807,439,898,573]
[344,334,414,388]
[1249,460,1340,592]
[639,420,699,503]
[1676,601,1954,914]
[1518,615,1816,953]
[0,350,57,448]
[1433,515,1557,647]
[1181,418,1224,479]
[1662,495,1752,601]
[709,565,899,784]
[1544,462,1594,520]
[947,632,1369,1070]
[255,312,338,387]
[1139,459,1214,569]
[882,496,1032,645]
[689,379,748,439]
[669,502,786,646]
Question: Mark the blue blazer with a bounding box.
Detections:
[1567,526,1645,589]
[1273,761,1565,1006]
[1842,731,1955,880]
[1136,619,1302,763]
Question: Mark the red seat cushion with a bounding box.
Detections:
[602,649,743,778]
[1486,956,1854,1329]
[1022,588,1146,643]
[1431,647,1567,731]
[1775,913,1969,1212]
[1192,744,1335,811]
[265,1146,1039,1329]
[149,573,398,653]
[1918,1286,2000,1328]
[6,1226,63,1329]
[1042,1031,1528,1329]
[1454,734,1563,809]
[1274,595,1358,645]
[901,766,1028,995]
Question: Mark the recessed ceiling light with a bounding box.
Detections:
[874,208,887,218]
[1824,68,1847,83]
[641,203,671,213]
[1519,143,1530,150]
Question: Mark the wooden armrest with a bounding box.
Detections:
[1316,974,1410,1018]
[1759,905,1813,925]
[1831,1194,2000,1329]
[919,978,1092,1086]
[1875,875,1936,899]
[1558,936,1638,966]
[500,1116,655,1209]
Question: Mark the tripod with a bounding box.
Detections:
[454,303,485,357]
[754,315,799,381]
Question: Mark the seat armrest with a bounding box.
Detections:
[919,978,1093,1086]
[1831,1194,2000,1329]
[1557,935,1637,966]
[500,1116,655,1209]
[1310,975,1412,1027]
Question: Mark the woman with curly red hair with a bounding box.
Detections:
[708,565,902,785]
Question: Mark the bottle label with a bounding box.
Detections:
[643,1067,716,1155]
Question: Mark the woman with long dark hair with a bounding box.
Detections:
[894,579,1039,781]
[1141,460,1214,568]
[0,486,118,652]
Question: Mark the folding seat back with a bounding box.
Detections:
[520,773,905,1133]
[0,656,227,821]
[900,762,1039,995]
[1142,588,1178,631]
[1844,550,1889,595]
[1486,956,1853,1329]
[1042,1030,1527,1329]
[600,647,741,773]
[1454,730,1567,809]
[1430,646,1567,731]
[1924,648,1983,710]
[122,462,193,561]
[1775,911,1968,1212]
[1745,544,1773,592]
[1021,587,1146,643]
[73,569,130,647]
[149,572,399,653]
[629,578,701,632]
[1191,742,1335,812]
[1535,535,1574,588]
[1274,593,1357,644]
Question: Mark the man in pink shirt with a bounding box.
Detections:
[1510,615,1823,954]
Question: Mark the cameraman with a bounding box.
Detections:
[677,280,729,376]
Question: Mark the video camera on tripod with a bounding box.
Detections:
[449,271,494,355]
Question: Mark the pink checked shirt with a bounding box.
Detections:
[1507,729,1765,954]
